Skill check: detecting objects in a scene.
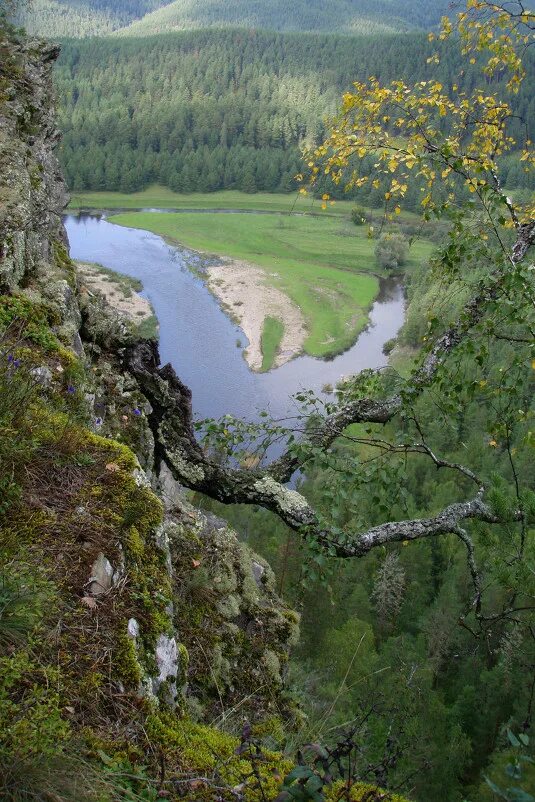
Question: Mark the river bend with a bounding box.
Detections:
[65,213,405,424]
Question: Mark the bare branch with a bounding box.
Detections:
[120,223,532,574]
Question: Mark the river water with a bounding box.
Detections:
[65,213,405,423]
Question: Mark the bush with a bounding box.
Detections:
[375,232,409,270]
[350,206,368,226]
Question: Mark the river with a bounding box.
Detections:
[65,213,405,424]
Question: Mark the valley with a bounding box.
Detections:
[69,189,433,370]
[108,207,433,362]
[2,2,534,800]
[65,212,406,423]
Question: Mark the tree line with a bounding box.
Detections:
[18,0,171,38]
[55,29,535,202]
[118,0,450,38]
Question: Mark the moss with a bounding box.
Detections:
[52,240,77,288]
[126,526,145,560]
[118,486,173,648]
[114,628,143,689]
[178,643,189,676]
[80,431,139,471]
[0,294,61,351]
[261,649,282,683]
[0,649,71,762]
[146,711,292,800]
[324,780,412,801]
[29,163,43,190]
[77,671,105,703]
[251,715,286,744]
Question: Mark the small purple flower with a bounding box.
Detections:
[95,417,103,427]
[67,385,76,394]
[133,407,142,416]
[7,355,21,368]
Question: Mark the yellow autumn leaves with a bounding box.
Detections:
[304,0,533,226]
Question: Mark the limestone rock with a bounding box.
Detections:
[252,560,265,587]
[0,38,69,291]
[166,500,300,723]
[156,460,186,511]
[30,365,52,386]
[87,552,115,597]
[154,634,179,701]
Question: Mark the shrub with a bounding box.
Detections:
[350,206,368,226]
[375,232,409,270]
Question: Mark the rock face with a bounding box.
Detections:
[162,503,300,721]
[0,27,299,730]
[0,36,69,290]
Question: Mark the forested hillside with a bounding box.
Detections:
[198,246,535,800]
[56,30,535,201]
[118,0,449,37]
[18,0,172,37]
[20,0,450,38]
[177,19,535,788]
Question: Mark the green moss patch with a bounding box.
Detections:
[0,295,61,351]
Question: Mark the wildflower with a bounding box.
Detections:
[95,417,103,427]
[67,385,76,394]
[7,354,21,368]
[133,407,142,416]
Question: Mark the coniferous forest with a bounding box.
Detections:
[56,30,535,203]
[21,0,451,38]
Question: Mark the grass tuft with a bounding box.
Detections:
[260,316,284,372]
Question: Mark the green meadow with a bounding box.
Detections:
[110,210,434,359]
[69,185,361,217]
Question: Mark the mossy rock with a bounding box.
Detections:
[0,294,61,351]
[166,504,300,725]
[146,711,292,800]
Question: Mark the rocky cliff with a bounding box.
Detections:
[0,29,302,802]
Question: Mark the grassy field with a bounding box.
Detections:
[69,185,416,219]
[109,210,434,358]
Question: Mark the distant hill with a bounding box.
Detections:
[20,0,450,38]
[18,0,173,38]
[118,0,450,37]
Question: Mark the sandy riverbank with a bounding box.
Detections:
[206,259,307,371]
[76,261,155,330]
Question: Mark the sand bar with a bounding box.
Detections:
[207,259,307,371]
